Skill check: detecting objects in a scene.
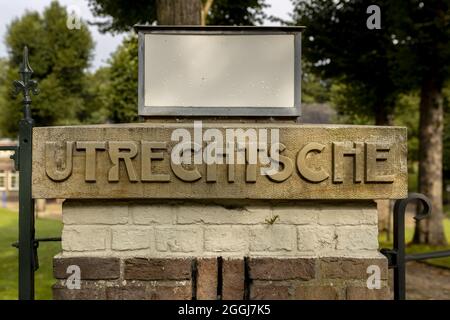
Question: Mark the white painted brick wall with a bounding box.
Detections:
[297,225,336,252]
[111,227,152,251]
[131,204,176,224]
[63,202,128,225]
[204,226,249,253]
[335,225,379,250]
[176,205,269,225]
[249,225,296,252]
[60,200,380,258]
[318,205,378,226]
[62,226,110,251]
[155,226,202,253]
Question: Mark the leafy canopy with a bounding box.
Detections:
[0,1,97,136]
[87,0,268,32]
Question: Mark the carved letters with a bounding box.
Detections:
[34,125,407,200]
[44,140,395,184]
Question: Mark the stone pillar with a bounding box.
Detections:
[52,200,389,300]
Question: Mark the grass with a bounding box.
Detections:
[379,218,450,269]
[408,169,418,193]
[0,208,62,300]
[445,203,450,218]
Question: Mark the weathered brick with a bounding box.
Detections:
[318,204,377,226]
[52,282,106,300]
[346,286,390,300]
[124,258,192,280]
[297,225,336,252]
[131,204,176,225]
[196,258,218,300]
[335,225,379,250]
[111,227,152,251]
[222,258,245,300]
[204,226,248,253]
[176,205,265,224]
[249,225,295,252]
[148,282,192,300]
[62,226,109,252]
[106,285,148,300]
[250,284,290,300]
[295,286,339,300]
[319,257,388,280]
[105,282,192,300]
[273,205,318,225]
[248,258,315,281]
[53,256,120,280]
[63,201,128,225]
[155,226,202,253]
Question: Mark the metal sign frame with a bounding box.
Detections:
[135,25,304,118]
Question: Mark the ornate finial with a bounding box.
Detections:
[13,46,39,119]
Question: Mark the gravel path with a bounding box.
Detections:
[388,261,450,300]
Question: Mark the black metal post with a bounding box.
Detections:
[381,193,432,300]
[13,46,39,300]
[18,118,34,300]
[406,250,450,261]
[392,200,405,300]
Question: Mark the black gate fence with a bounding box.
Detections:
[3,47,450,300]
[380,193,450,300]
[3,46,62,300]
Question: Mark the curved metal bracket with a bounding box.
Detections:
[380,193,432,300]
[393,192,432,222]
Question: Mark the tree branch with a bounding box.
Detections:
[201,0,214,25]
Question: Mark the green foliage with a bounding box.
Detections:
[206,0,267,25]
[0,1,94,136]
[292,0,400,124]
[389,0,450,90]
[80,67,111,124]
[302,71,331,104]
[88,0,268,32]
[88,0,157,33]
[329,82,376,125]
[0,59,7,136]
[105,35,139,123]
[394,92,420,163]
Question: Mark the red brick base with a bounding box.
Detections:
[53,256,389,300]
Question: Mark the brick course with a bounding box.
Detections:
[54,200,387,300]
[124,258,192,280]
[53,256,120,280]
[52,256,389,300]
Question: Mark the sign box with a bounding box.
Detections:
[135,26,304,117]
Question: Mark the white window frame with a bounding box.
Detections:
[8,172,19,191]
[0,171,6,191]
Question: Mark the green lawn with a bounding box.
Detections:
[0,208,62,300]
[379,218,450,269]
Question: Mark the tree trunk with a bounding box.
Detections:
[375,109,393,126]
[412,75,447,245]
[156,0,202,25]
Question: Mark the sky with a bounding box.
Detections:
[0,0,293,70]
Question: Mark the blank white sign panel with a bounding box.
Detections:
[144,34,295,108]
